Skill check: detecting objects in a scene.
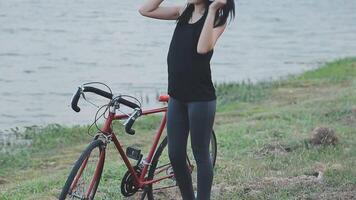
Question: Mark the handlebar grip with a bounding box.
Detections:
[125,118,136,135]
[118,97,140,109]
[83,86,113,99]
[71,87,81,112]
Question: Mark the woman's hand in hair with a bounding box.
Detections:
[209,0,227,11]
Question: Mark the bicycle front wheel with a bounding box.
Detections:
[144,130,217,199]
[59,139,106,200]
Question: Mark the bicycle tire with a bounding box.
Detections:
[144,130,217,199]
[59,139,106,200]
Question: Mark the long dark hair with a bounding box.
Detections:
[176,0,235,27]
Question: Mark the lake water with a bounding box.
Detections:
[1,0,356,131]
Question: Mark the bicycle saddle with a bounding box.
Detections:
[158,95,169,102]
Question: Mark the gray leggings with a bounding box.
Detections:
[166,97,216,200]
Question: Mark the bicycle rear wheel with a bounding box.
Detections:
[144,130,217,199]
[59,139,106,200]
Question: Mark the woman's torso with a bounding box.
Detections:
[167,9,216,102]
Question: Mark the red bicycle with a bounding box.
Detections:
[59,82,217,200]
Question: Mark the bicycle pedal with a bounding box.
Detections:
[126,147,143,161]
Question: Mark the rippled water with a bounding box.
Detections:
[1,0,356,131]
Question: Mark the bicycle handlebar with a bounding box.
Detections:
[124,109,140,135]
[84,86,113,99]
[125,120,135,135]
[70,85,141,135]
[71,86,141,112]
[71,87,82,112]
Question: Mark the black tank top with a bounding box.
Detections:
[167,9,217,102]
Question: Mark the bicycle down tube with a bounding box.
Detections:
[101,106,169,188]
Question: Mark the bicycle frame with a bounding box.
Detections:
[65,90,215,199]
[98,105,171,189]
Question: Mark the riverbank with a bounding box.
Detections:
[1,58,355,199]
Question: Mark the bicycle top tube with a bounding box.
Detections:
[113,106,167,120]
[113,94,169,120]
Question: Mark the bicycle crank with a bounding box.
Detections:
[120,166,142,197]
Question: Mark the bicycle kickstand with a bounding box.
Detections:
[140,185,152,200]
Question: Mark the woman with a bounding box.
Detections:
[139,0,235,199]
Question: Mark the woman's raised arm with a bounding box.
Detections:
[197,0,228,54]
[138,0,184,20]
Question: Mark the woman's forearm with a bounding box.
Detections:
[139,0,164,13]
[197,8,217,54]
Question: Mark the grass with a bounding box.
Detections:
[1,57,355,199]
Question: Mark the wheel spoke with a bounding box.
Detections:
[59,140,105,200]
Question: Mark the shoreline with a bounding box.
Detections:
[0,58,333,134]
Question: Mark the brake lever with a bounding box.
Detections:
[123,108,141,126]
[122,108,142,135]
